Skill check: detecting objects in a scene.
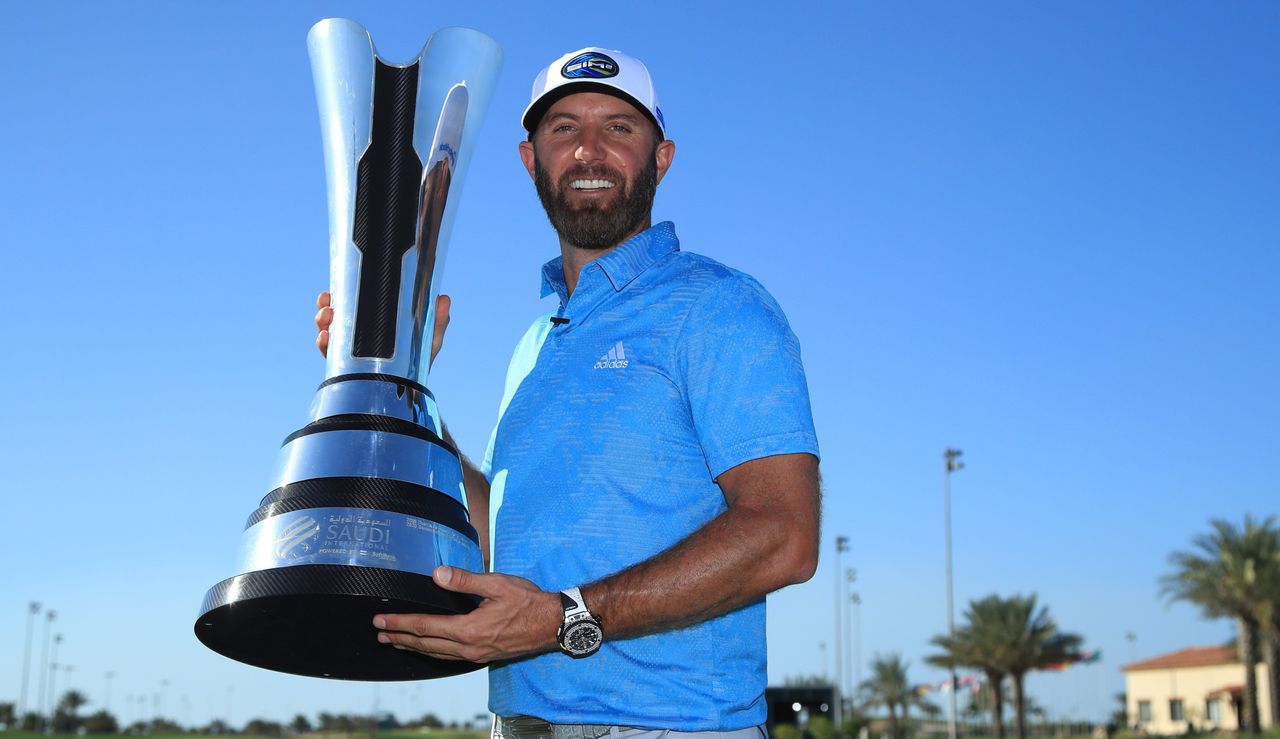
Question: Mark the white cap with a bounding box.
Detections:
[522,47,666,136]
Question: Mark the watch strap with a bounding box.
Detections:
[556,586,603,657]
[560,586,590,619]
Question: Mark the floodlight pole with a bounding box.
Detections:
[944,448,964,739]
[834,535,849,734]
[850,591,862,697]
[104,671,115,716]
[47,663,58,734]
[37,610,55,733]
[45,634,63,734]
[21,602,40,720]
[844,568,858,703]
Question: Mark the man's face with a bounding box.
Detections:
[519,92,675,251]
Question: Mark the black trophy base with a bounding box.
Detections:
[195,564,483,680]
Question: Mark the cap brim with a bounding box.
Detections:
[522,81,663,137]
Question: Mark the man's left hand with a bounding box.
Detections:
[373,565,561,663]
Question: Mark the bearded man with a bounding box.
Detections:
[318,47,821,739]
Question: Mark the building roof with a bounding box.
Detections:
[1122,645,1237,672]
[1207,684,1244,698]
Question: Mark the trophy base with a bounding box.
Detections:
[195,564,483,680]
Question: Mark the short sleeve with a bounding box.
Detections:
[677,273,819,479]
[481,313,554,481]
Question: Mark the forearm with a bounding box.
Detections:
[373,455,819,663]
[442,424,491,571]
[583,454,820,639]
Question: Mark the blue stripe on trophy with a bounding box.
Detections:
[272,430,467,507]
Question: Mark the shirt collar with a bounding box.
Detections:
[540,221,680,302]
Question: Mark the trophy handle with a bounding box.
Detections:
[409,83,468,378]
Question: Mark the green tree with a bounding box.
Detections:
[245,718,284,736]
[961,679,1001,723]
[857,652,932,739]
[414,712,444,729]
[316,712,374,733]
[1161,515,1280,734]
[773,724,803,739]
[57,690,88,719]
[808,715,837,739]
[149,717,184,734]
[928,598,1011,739]
[998,595,1081,739]
[52,689,91,733]
[1109,691,1128,728]
[0,702,15,729]
[784,674,835,687]
[1257,529,1280,728]
[289,714,312,734]
[961,679,1042,725]
[81,710,119,734]
[21,712,42,732]
[929,594,1081,739]
[843,706,869,739]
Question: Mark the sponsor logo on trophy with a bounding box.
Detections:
[195,19,501,681]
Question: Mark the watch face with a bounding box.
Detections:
[561,620,603,656]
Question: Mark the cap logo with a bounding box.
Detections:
[561,52,618,79]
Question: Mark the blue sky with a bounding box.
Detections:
[2,0,1277,728]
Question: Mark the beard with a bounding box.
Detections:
[533,150,658,251]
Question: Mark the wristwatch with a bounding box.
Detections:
[556,586,603,658]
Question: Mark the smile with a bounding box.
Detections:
[569,179,615,191]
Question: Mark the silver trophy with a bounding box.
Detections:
[195,19,501,681]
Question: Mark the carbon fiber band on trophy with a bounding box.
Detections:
[195,19,501,681]
[353,60,421,360]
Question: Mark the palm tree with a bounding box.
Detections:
[928,597,1012,739]
[54,690,89,733]
[1000,595,1082,739]
[961,682,991,722]
[929,595,1081,739]
[857,653,933,739]
[960,679,1048,726]
[1160,515,1280,735]
[1257,533,1280,728]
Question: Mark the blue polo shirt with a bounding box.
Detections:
[481,222,818,729]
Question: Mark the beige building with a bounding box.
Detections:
[1122,645,1273,735]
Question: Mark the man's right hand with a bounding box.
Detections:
[315,290,451,364]
[315,291,335,357]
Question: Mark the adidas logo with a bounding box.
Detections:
[593,341,629,369]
